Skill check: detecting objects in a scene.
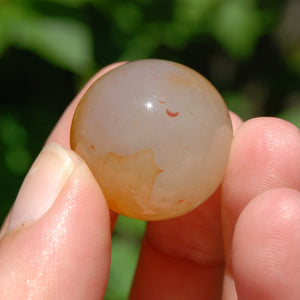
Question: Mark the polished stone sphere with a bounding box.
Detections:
[71,59,233,220]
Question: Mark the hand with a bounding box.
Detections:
[0,64,299,299]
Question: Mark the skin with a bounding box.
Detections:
[0,63,299,299]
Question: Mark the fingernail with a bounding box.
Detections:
[7,143,76,232]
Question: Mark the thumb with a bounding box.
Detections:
[0,143,111,299]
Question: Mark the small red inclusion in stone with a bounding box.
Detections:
[166,109,179,117]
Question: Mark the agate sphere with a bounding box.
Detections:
[70,59,233,220]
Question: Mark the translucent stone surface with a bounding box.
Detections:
[70,59,233,220]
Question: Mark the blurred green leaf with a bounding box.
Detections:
[115,215,146,238]
[38,0,90,7]
[287,47,300,74]
[162,21,192,50]
[0,114,31,175]
[105,216,145,299]
[112,2,142,34]
[223,91,255,120]
[174,0,217,28]
[211,0,263,59]
[0,115,27,147]
[277,105,300,129]
[0,3,95,75]
[5,146,31,175]
[120,24,161,60]
[105,234,141,299]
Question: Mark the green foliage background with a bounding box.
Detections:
[0,0,299,298]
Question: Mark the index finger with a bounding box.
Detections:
[129,113,242,299]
